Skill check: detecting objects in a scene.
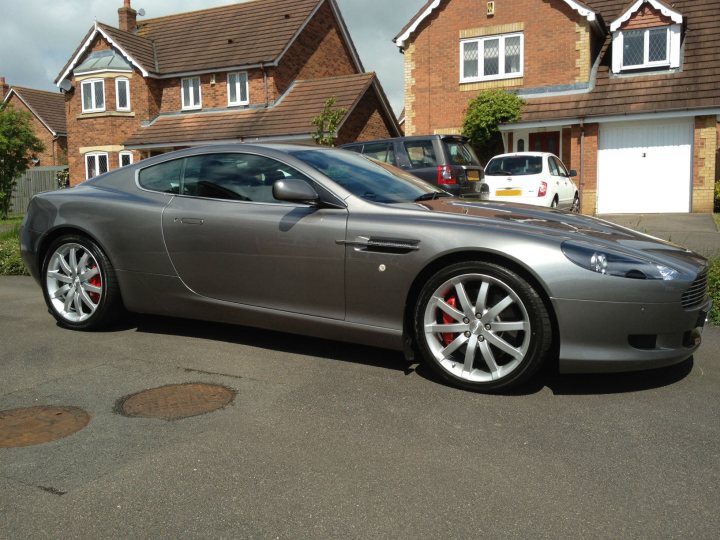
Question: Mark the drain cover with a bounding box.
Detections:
[0,406,90,448]
[118,383,235,420]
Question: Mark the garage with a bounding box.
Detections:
[596,119,694,214]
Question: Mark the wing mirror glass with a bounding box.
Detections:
[569,170,578,177]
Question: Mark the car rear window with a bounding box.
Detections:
[403,140,438,168]
[485,155,542,176]
[443,140,480,166]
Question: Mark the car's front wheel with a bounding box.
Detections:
[414,261,551,392]
[42,235,122,330]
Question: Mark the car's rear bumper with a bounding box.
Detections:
[553,297,711,373]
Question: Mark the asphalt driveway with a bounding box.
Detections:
[599,213,720,257]
[1,275,719,538]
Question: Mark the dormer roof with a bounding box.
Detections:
[609,0,683,32]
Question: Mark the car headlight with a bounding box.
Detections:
[561,241,680,280]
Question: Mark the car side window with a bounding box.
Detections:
[554,157,570,177]
[548,156,561,176]
[361,142,395,164]
[403,140,438,168]
[138,158,183,193]
[180,153,312,204]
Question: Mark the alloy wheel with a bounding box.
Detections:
[45,243,103,323]
[422,273,531,383]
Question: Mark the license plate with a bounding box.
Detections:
[496,189,522,196]
[467,170,480,181]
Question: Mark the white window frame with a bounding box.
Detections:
[115,77,130,111]
[81,79,105,113]
[227,72,250,106]
[85,152,109,180]
[119,151,133,167]
[181,76,202,110]
[460,32,524,83]
[612,24,681,73]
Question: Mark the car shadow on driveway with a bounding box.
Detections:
[125,314,416,374]
[104,314,695,395]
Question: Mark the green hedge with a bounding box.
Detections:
[0,223,28,276]
[708,256,720,325]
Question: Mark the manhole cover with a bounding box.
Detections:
[0,406,90,448]
[117,383,235,420]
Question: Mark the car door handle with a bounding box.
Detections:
[174,217,204,225]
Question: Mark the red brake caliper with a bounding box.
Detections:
[88,266,101,303]
[441,296,459,346]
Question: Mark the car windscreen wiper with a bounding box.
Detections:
[414,192,452,202]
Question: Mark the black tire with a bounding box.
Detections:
[550,196,559,208]
[41,234,122,330]
[414,261,551,392]
[571,193,580,213]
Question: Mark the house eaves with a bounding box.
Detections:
[394,0,605,50]
[2,88,67,136]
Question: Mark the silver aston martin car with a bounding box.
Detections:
[20,144,711,392]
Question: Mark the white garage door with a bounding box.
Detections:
[597,119,693,213]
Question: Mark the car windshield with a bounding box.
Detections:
[290,148,445,203]
[443,139,480,166]
[485,155,543,176]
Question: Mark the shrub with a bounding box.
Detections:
[708,256,720,325]
[0,223,28,276]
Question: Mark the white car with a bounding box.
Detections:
[482,152,579,211]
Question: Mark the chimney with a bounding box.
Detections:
[0,77,9,101]
[118,0,137,32]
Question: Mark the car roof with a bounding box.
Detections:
[489,152,554,159]
[340,134,470,146]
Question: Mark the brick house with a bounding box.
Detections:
[56,0,400,186]
[395,0,720,214]
[1,77,68,166]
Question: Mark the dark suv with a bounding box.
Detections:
[340,135,485,197]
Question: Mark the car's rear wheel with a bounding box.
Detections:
[414,261,551,392]
[571,193,580,213]
[42,235,122,330]
[550,196,559,208]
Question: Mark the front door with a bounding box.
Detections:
[529,132,560,155]
[157,152,348,320]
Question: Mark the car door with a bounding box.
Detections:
[152,152,348,320]
[550,156,573,206]
[547,156,565,205]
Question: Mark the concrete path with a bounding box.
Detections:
[599,213,720,257]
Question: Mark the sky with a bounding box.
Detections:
[0,0,428,114]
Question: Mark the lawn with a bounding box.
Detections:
[0,216,29,276]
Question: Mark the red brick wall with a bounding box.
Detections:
[336,90,396,145]
[65,34,155,184]
[570,122,598,214]
[407,0,586,135]
[620,5,673,30]
[271,0,358,99]
[5,95,66,166]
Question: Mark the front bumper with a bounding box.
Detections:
[553,297,711,373]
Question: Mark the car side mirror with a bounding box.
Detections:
[569,170,578,177]
[272,178,319,204]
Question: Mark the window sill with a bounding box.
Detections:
[77,111,136,119]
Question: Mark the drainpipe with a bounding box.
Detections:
[261,62,269,108]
